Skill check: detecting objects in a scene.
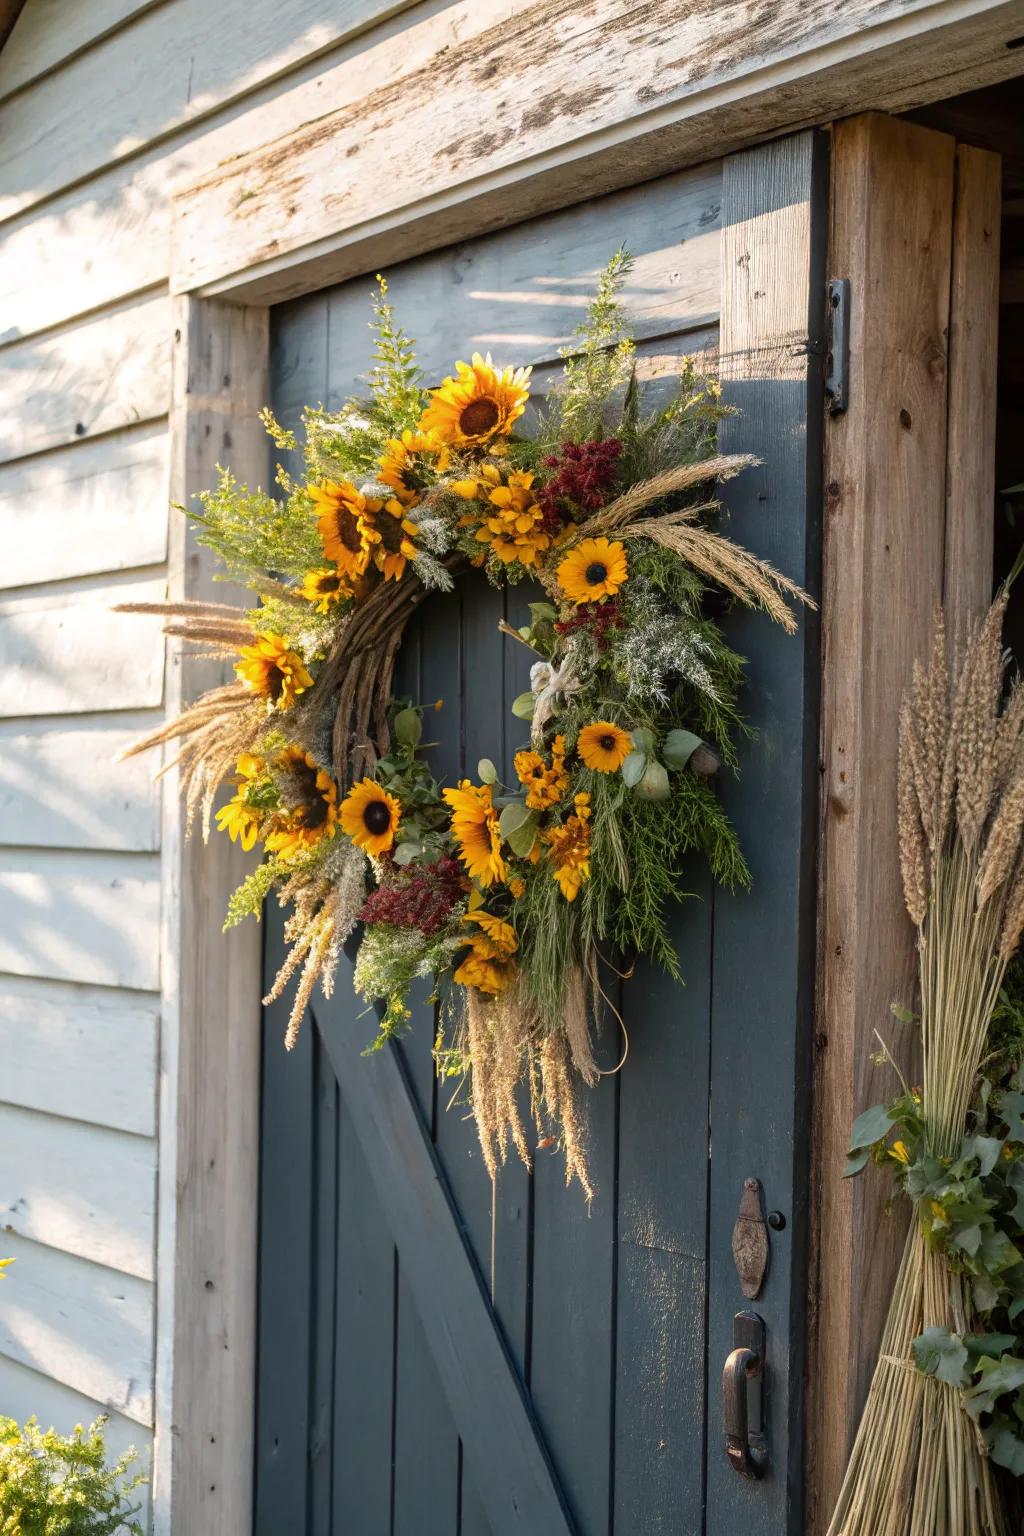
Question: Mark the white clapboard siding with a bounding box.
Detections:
[0,711,162,853]
[322,162,722,390]
[0,1353,153,1474]
[0,1104,156,1279]
[0,849,160,990]
[0,0,421,222]
[0,0,159,102]
[0,295,170,462]
[0,425,169,589]
[0,975,158,1136]
[0,575,166,720]
[0,0,529,343]
[0,1233,154,1424]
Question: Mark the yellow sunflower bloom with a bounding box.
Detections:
[453,911,518,995]
[556,537,628,605]
[215,752,267,851]
[420,353,531,448]
[543,792,592,902]
[578,721,633,773]
[300,568,349,613]
[378,429,450,504]
[464,468,553,567]
[339,778,402,856]
[263,747,339,860]
[464,910,518,955]
[514,734,569,810]
[443,780,507,887]
[361,498,421,583]
[235,633,313,709]
[308,479,375,578]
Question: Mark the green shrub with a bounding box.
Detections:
[0,1417,146,1535]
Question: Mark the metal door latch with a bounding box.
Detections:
[723,1311,768,1479]
[825,277,851,414]
[731,1176,769,1300]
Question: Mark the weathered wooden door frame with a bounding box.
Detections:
[157,19,1023,1528]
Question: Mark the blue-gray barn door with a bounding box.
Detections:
[254,131,825,1536]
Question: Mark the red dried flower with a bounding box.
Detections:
[554,598,623,651]
[537,439,621,528]
[359,854,466,936]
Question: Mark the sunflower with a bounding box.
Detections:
[556,537,628,605]
[454,466,553,567]
[361,498,421,582]
[514,734,569,810]
[420,353,531,448]
[264,747,339,860]
[378,429,450,504]
[215,753,267,851]
[578,721,633,773]
[308,479,375,578]
[453,910,518,995]
[339,778,402,856]
[235,633,313,709]
[300,568,349,613]
[443,780,507,887]
[544,793,592,901]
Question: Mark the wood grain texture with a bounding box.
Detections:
[0,1232,154,1424]
[0,425,168,589]
[0,1103,156,1278]
[0,974,157,1135]
[0,576,165,719]
[807,113,957,1533]
[0,848,160,989]
[0,0,421,222]
[0,712,162,853]
[172,0,1024,304]
[944,142,1001,627]
[0,295,170,463]
[152,293,266,1536]
[0,0,160,101]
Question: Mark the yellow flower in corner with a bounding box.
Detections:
[215,753,267,851]
[556,537,628,605]
[378,429,450,504]
[420,353,531,448]
[300,568,349,613]
[235,633,313,709]
[543,793,592,902]
[339,778,402,856]
[578,721,633,773]
[264,747,339,860]
[361,498,421,583]
[308,479,375,578]
[514,735,569,810]
[443,780,507,887]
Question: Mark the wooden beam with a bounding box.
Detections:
[152,295,267,1536]
[171,0,1024,304]
[310,999,577,1536]
[944,142,1001,626]
[807,114,957,1533]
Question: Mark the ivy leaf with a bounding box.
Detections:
[965,1333,1018,1361]
[963,1135,1005,1178]
[989,1419,1024,1476]
[950,1222,984,1258]
[997,1091,1024,1143]
[621,751,647,789]
[974,1272,1001,1314]
[849,1104,896,1152]
[964,1354,1024,1419]
[913,1327,970,1387]
[662,729,704,771]
[393,842,422,867]
[1007,1161,1024,1228]
[511,691,535,721]
[393,707,422,748]
[477,758,497,785]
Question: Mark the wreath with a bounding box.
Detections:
[120,252,812,1194]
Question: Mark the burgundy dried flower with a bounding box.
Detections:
[359,854,465,936]
[555,598,623,651]
[537,438,622,528]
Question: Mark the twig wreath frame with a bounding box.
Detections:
[119,251,812,1194]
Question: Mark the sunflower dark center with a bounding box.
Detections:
[267,665,286,701]
[401,461,432,492]
[460,398,500,437]
[334,507,363,552]
[585,561,608,586]
[599,734,616,752]
[378,513,405,553]
[319,574,341,593]
[363,799,392,835]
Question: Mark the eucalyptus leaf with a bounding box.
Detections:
[393,842,421,867]
[498,801,532,839]
[621,751,647,789]
[630,726,655,755]
[507,818,539,858]
[848,1103,896,1152]
[511,691,536,721]
[843,1147,871,1178]
[393,707,422,748]
[528,602,558,624]
[663,728,704,771]
[913,1326,970,1388]
[637,760,671,802]
[478,758,497,785]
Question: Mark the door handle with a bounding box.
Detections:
[723,1311,768,1479]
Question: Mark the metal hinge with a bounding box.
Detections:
[824,278,851,414]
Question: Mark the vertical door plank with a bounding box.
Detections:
[709,129,827,1535]
[308,1038,339,1536]
[809,114,955,1532]
[392,1269,462,1536]
[944,142,1001,628]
